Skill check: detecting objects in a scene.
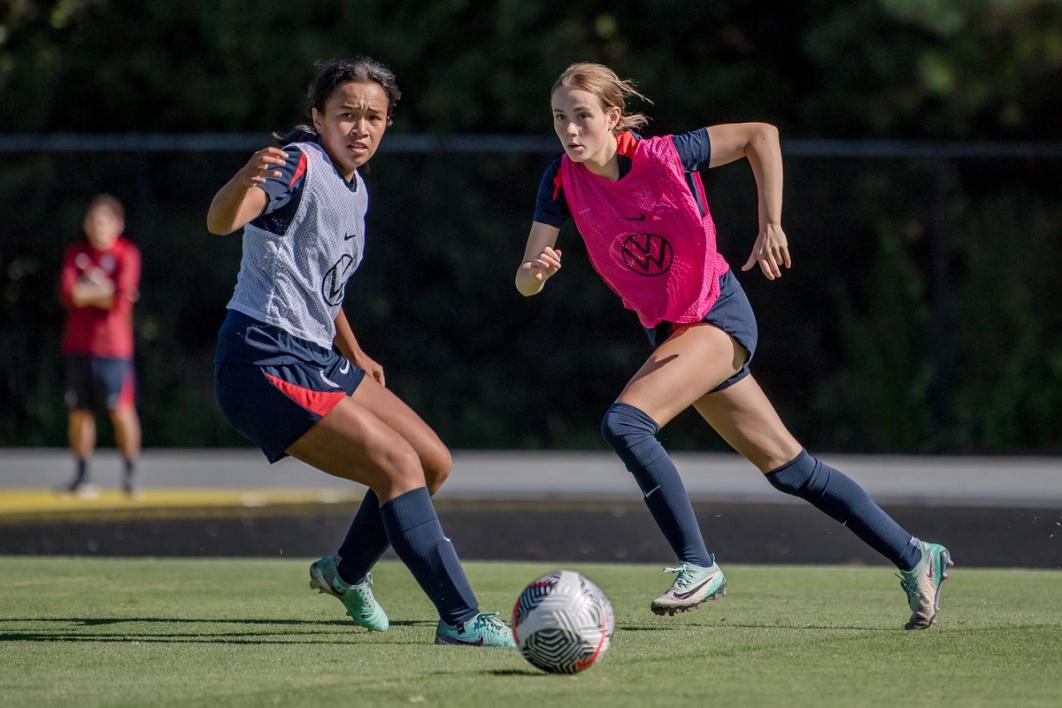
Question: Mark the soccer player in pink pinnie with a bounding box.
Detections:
[515,62,952,630]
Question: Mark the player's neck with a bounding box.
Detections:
[583,138,620,181]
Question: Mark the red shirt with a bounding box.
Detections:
[59,237,140,358]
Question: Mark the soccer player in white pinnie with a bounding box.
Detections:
[207,57,513,647]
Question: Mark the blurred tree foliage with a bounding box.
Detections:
[1,1,1059,452]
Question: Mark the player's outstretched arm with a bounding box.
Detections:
[707,123,791,280]
[206,147,287,235]
[515,221,562,297]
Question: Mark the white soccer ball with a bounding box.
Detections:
[511,570,615,674]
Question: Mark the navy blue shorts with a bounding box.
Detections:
[214,310,366,463]
[65,356,136,411]
[644,269,758,393]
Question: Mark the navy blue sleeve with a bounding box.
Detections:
[255,146,306,215]
[532,159,569,227]
[249,146,307,235]
[671,128,712,172]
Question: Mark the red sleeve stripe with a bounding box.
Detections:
[288,152,308,189]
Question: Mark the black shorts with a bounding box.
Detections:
[644,269,758,393]
[65,356,136,412]
[214,310,366,463]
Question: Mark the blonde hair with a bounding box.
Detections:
[551,62,652,133]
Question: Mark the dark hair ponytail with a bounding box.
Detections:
[272,126,320,145]
[274,56,402,146]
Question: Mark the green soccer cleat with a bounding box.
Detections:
[899,540,954,630]
[435,612,516,648]
[650,561,727,616]
[309,554,389,632]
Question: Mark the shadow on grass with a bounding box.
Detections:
[618,622,893,632]
[0,617,435,627]
[487,669,544,677]
[0,633,361,645]
[0,616,440,645]
[713,622,895,631]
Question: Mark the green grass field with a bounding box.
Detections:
[2,557,1060,707]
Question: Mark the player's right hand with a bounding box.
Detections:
[525,246,563,282]
[236,147,288,187]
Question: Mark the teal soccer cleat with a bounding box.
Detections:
[309,554,389,631]
[435,612,516,648]
[650,561,727,616]
[899,540,954,630]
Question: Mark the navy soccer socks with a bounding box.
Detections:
[379,487,480,627]
[336,490,390,585]
[601,402,713,568]
[121,458,136,494]
[73,458,88,487]
[766,450,921,571]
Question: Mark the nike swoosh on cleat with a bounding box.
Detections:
[440,635,485,646]
[673,574,718,600]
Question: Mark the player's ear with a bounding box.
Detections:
[311,107,323,133]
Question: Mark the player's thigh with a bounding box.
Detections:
[64,356,95,411]
[287,396,426,501]
[349,377,452,488]
[92,357,136,412]
[617,322,746,427]
[692,375,802,472]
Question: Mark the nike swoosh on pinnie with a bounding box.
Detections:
[623,214,647,221]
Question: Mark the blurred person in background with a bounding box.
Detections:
[516,62,952,630]
[58,194,142,497]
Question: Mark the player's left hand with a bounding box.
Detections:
[356,351,386,387]
[741,223,791,280]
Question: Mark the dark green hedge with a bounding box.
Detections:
[1,1,1060,452]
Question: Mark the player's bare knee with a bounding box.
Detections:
[377,445,426,498]
[424,445,453,494]
[759,437,803,472]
